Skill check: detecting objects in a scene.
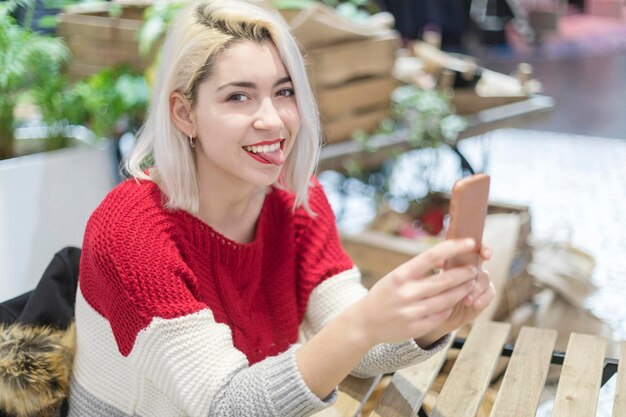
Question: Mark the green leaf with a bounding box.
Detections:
[115,74,149,108]
[37,15,58,29]
[108,3,122,18]
[41,0,62,9]
[11,0,35,12]
[321,0,340,7]
[138,17,165,57]
[273,0,316,9]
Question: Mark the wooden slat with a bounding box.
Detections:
[312,375,381,417]
[612,342,626,417]
[551,333,606,417]
[307,35,398,89]
[57,14,143,42]
[65,38,143,66]
[490,326,557,417]
[430,321,511,417]
[318,77,396,120]
[368,341,452,417]
[322,108,389,143]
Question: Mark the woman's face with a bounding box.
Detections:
[190,40,300,190]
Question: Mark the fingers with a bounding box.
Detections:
[408,277,476,317]
[394,239,477,282]
[410,265,478,299]
[476,268,490,291]
[464,269,492,306]
[471,281,495,310]
[480,243,492,261]
[418,307,454,328]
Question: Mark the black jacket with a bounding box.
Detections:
[0,247,80,417]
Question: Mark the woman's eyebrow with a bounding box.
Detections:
[274,76,292,87]
[216,81,256,91]
[216,76,292,92]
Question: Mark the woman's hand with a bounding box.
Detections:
[434,244,495,335]
[296,240,494,400]
[352,238,494,347]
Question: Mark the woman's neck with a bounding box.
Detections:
[195,175,268,244]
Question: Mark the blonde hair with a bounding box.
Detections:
[125,0,320,213]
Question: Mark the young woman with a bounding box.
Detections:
[68,1,495,416]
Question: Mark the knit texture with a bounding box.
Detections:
[69,178,446,417]
[79,178,352,363]
[70,178,353,416]
[300,268,451,378]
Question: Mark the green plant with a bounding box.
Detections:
[339,85,467,208]
[354,85,467,150]
[0,0,70,159]
[72,65,150,139]
[346,85,467,180]
[18,0,88,31]
[138,0,185,60]
[136,0,186,87]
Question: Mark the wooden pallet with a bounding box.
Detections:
[313,321,621,417]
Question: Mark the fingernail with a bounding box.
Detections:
[465,238,475,247]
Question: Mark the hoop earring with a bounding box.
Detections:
[188,135,196,149]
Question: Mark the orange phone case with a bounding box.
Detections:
[444,174,490,269]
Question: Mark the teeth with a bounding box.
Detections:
[244,142,281,153]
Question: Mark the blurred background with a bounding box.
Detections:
[1,0,625,415]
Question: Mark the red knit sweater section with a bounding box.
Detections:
[79,178,353,364]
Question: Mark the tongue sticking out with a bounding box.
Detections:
[247,146,286,166]
[259,148,285,165]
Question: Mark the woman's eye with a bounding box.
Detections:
[277,88,295,97]
[227,93,248,103]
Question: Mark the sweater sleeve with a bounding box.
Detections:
[126,310,335,417]
[78,181,335,417]
[300,270,450,378]
[295,181,449,378]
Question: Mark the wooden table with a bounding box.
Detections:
[314,320,625,417]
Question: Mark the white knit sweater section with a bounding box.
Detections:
[69,268,448,417]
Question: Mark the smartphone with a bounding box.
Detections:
[444,174,490,269]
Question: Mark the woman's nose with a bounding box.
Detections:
[253,98,283,133]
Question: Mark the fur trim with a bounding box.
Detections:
[0,323,75,417]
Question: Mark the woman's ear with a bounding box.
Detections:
[170,92,195,137]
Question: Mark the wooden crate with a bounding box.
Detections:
[305,35,400,143]
[57,2,150,79]
[341,196,535,317]
[492,270,539,319]
[306,35,398,89]
[317,76,397,143]
[58,2,399,142]
[322,107,390,144]
[317,76,397,120]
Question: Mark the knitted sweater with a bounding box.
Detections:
[68,178,447,417]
